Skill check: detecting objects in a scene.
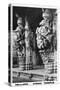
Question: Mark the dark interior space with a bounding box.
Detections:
[13,6,43,32]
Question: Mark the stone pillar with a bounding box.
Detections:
[13,17,25,70]
[25,19,33,70]
[36,9,57,73]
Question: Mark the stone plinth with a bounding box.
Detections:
[40,50,57,74]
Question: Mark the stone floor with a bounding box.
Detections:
[12,67,57,83]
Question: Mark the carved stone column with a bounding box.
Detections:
[25,20,33,70]
[36,9,57,74]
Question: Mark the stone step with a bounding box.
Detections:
[13,71,57,82]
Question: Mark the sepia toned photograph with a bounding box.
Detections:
[8,4,57,85]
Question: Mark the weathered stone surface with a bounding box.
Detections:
[36,9,57,73]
